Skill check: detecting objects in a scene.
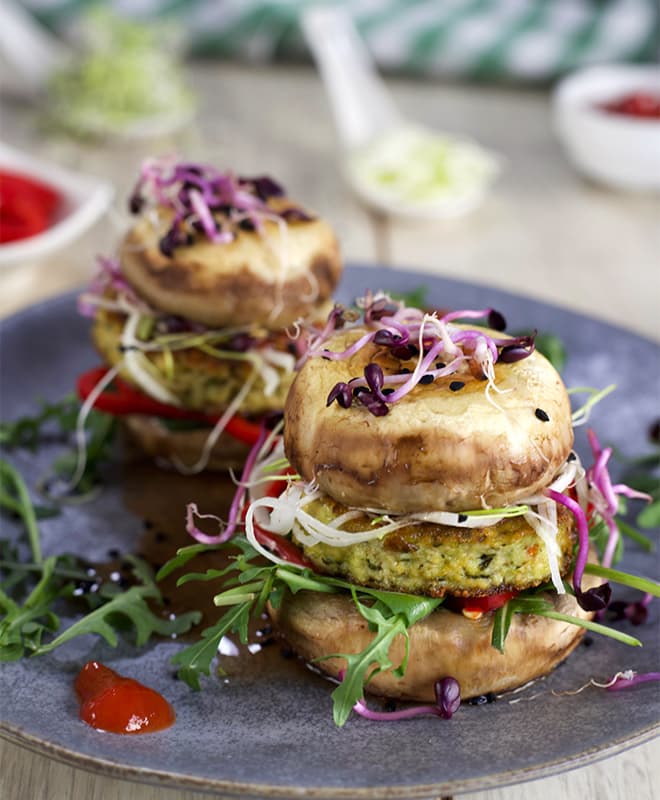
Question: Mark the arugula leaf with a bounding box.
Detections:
[637,500,660,530]
[533,608,641,647]
[0,460,42,563]
[491,588,646,654]
[171,603,252,690]
[35,583,200,654]
[1,395,117,501]
[612,519,654,553]
[583,563,660,596]
[0,396,81,449]
[0,460,200,660]
[329,606,406,726]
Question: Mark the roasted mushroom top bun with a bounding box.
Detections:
[178,292,654,727]
[76,157,342,472]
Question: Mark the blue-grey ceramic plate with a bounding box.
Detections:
[1,266,658,798]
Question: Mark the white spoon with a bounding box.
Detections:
[301,7,500,220]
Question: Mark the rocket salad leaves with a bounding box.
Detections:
[159,537,442,726]
[0,458,200,662]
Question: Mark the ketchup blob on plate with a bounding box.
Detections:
[75,661,175,734]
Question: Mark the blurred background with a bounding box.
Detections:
[1,0,659,338]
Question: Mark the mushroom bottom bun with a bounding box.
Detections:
[268,566,603,702]
[284,327,574,514]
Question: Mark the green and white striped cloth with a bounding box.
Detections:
[26,0,660,81]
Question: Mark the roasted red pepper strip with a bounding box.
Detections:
[252,521,311,568]
[76,366,262,445]
[447,590,517,614]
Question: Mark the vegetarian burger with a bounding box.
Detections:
[240,294,620,706]
[78,157,342,471]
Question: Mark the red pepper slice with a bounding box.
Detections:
[75,661,175,734]
[76,366,262,446]
[263,466,297,498]
[447,590,517,614]
[0,170,61,243]
[251,521,311,568]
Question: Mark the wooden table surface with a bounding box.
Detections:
[0,62,658,800]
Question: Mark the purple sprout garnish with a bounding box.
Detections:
[608,593,653,626]
[545,429,652,612]
[326,383,352,409]
[226,332,258,353]
[312,296,533,417]
[606,671,660,691]
[242,175,285,201]
[352,677,461,722]
[77,255,145,317]
[128,158,313,258]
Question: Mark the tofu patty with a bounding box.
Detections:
[293,494,576,598]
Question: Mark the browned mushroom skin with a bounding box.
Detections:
[285,328,574,513]
[119,205,342,329]
[269,566,603,702]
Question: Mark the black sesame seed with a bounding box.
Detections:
[582,635,594,648]
[469,695,489,706]
[383,387,395,395]
[449,381,465,392]
[107,548,120,559]
[400,368,411,374]
[649,419,660,444]
[535,408,550,422]
[457,513,468,523]
[435,361,446,369]
[420,374,434,385]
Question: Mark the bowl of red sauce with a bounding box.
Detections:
[553,65,660,191]
[0,142,113,266]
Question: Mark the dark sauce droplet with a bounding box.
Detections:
[535,408,550,422]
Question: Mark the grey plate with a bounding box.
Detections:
[1,265,658,799]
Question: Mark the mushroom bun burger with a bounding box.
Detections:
[77,157,342,471]
[170,293,654,727]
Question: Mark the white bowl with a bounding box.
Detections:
[0,142,114,267]
[553,64,660,191]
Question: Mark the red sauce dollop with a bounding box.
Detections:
[0,170,62,244]
[599,92,660,119]
[75,661,175,734]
